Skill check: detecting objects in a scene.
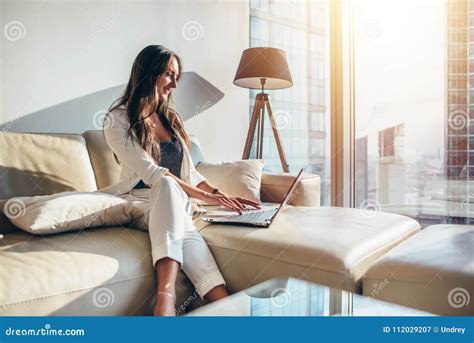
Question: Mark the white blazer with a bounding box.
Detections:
[100,105,206,195]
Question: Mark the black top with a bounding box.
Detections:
[133,135,183,189]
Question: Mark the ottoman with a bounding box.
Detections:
[362,224,474,315]
[198,206,420,294]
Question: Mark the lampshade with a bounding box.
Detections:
[233,47,293,90]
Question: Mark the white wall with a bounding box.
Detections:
[0,0,249,161]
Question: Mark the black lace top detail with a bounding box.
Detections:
[133,135,183,189]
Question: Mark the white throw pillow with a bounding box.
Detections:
[196,160,264,202]
[3,191,137,235]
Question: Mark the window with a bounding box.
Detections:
[249,0,331,205]
[354,0,472,227]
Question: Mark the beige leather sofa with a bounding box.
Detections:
[2,130,448,316]
[0,131,320,316]
[198,207,420,294]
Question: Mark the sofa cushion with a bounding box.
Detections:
[196,160,264,202]
[0,132,97,199]
[0,227,195,315]
[5,192,138,235]
[198,206,420,293]
[362,224,474,315]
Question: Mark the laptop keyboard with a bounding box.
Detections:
[237,209,275,222]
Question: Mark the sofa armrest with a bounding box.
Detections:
[260,172,320,207]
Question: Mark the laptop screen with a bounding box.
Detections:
[275,168,304,212]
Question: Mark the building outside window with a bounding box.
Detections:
[249,0,331,205]
[354,0,472,227]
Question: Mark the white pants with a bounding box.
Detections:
[120,176,225,299]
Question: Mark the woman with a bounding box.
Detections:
[103,45,260,316]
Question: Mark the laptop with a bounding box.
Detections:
[203,168,304,228]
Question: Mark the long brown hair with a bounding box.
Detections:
[108,45,190,164]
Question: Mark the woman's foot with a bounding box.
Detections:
[153,291,176,316]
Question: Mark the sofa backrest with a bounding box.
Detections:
[0,130,206,199]
[0,132,98,199]
[81,130,205,190]
[82,130,121,190]
[0,130,206,234]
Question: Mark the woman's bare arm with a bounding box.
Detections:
[164,171,260,211]
[195,180,219,194]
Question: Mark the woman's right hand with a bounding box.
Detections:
[202,193,260,213]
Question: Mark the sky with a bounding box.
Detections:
[354,0,446,162]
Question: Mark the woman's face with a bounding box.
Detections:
[156,56,179,101]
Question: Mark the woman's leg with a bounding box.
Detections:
[204,285,229,302]
[154,257,179,316]
[181,217,228,305]
[147,176,191,316]
[146,175,228,314]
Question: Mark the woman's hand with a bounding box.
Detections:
[203,193,261,213]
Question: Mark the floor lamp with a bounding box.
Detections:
[233,47,293,173]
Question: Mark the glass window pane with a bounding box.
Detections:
[354,0,472,227]
[249,0,331,205]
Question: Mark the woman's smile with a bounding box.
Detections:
[162,86,172,97]
[157,56,179,100]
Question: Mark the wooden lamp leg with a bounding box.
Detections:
[265,100,290,172]
[242,94,290,173]
[242,98,263,160]
[258,103,265,159]
[256,105,261,159]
